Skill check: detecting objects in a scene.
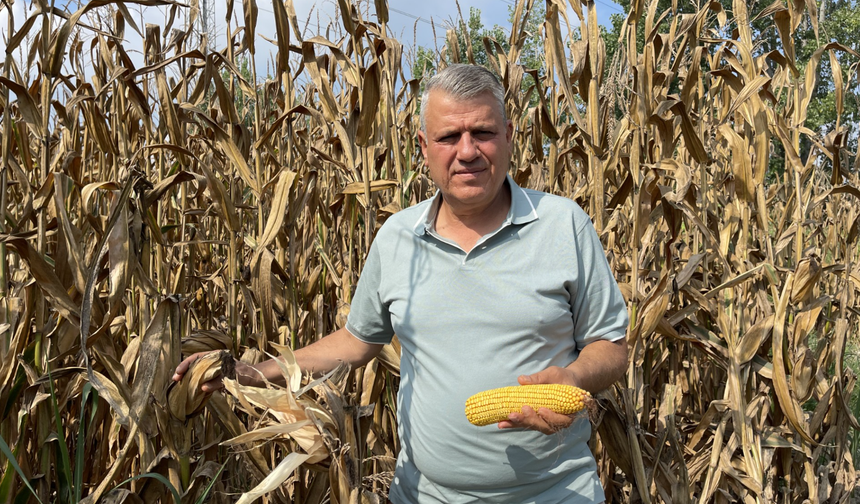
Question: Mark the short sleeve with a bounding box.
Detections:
[569,219,628,349]
[345,240,395,345]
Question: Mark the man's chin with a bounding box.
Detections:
[441,189,495,207]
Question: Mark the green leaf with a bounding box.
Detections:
[195,460,228,504]
[46,363,74,503]
[0,433,43,504]
[114,472,182,504]
[1,366,27,421]
[13,483,38,504]
[2,343,37,421]
[75,383,98,502]
[0,455,18,502]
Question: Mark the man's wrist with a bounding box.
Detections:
[563,364,582,389]
[237,362,265,388]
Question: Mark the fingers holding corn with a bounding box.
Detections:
[502,403,580,435]
[503,365,596,434]
[167,350,237,420]
[173,350,229,393]
[465,384,593,435]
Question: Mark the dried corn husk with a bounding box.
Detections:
[167,351,236,420]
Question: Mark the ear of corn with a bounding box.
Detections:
[167,350,237,420]
[181,329,233,354]
[464,384,591,426]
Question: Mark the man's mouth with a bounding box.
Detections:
[453,166,486,175]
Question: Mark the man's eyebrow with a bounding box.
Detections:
[433,128,460,138]
[433,123,499,138]
[470,122,499,130]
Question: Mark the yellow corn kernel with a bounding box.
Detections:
[464,384,591,426]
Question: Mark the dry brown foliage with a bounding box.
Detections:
[0,0,858,502]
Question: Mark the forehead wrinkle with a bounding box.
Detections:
[425,103,503,134]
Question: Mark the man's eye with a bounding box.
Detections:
[474,131,495,140]
[439,134,458,143]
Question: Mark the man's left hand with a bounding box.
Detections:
[497,366,579,435]
[496,338,627,435]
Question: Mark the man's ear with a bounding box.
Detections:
[505,120,513,144]
[417,130,428,158]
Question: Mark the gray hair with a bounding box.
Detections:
[419,64,506,131]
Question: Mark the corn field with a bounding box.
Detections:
[0,0,858,501]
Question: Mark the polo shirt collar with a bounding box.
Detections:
[412,174,539,236]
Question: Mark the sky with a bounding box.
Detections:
[0,0,626,80]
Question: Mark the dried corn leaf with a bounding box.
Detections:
[235,452,311,504]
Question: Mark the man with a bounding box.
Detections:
[175,64,628,503]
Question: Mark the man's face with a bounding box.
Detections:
[418,90,513,214]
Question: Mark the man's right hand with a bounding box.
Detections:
[172,328,383,394]
[172,351,258,392]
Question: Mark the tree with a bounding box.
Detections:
[604,0,859,177]
[795,0,860,150]
[410,5,547,104]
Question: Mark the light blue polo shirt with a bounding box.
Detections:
[346,176,628,503]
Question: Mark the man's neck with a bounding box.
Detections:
[434,183,512,252]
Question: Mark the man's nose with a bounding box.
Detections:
[455,133,479,161]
